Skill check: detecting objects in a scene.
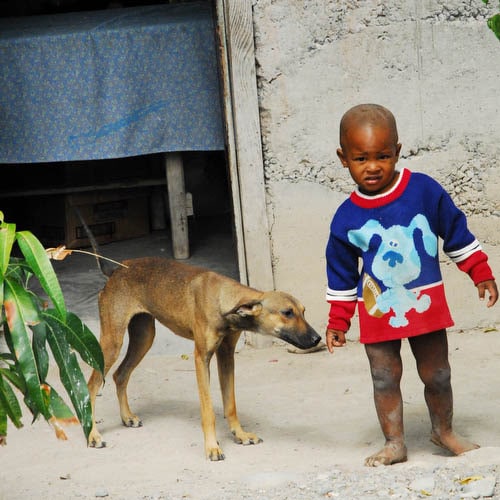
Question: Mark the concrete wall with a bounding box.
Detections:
[251,0,500,338]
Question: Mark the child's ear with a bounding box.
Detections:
[337,148,348,167]
[396,143,402,158]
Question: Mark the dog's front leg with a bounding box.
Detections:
[216,333,263,447]
[194,343,225,461]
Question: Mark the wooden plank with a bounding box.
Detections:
[165,152,189,260]
[218,0,273,291]
[0,178,166,198]
[216,0,274,347]
[214,0,248,285]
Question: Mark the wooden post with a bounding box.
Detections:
[215,0,274,348]
[165,152,189,259]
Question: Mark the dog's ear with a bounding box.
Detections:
[348,219,384,251]
[409,214,437,257]
[225,300,263,317]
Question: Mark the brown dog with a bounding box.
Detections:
[86,257,321,460]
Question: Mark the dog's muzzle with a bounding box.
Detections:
[279,327,322,350]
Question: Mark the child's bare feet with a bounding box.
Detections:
[430,431,479,456]
[364,441,408,467]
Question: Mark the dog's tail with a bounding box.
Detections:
[73,206,118,278]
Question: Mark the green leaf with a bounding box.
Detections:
[5,259,31,287]
[4,276,41,326]
[0,376,23,429]
[487,13,500,40]
[43,310,104,375]
[0,366,26,393]
[45,385,79,424]
[0,402,7,441]
[31,322,49,382]
[0,221,16,311]
[0,353,15,363]
[2,324,16,361]
[44,316,93,440]
[16,231,67,321]
[0,221,16,276]
[3,279,49,420]
[0,275,4,325]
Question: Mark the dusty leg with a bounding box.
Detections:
[409,330,479,455]
[194,336,224,461]
[364,340,408,466]
[87,309,129,448]
[216,333,262,446]
[87,368,107,447]
[114,313,156,428]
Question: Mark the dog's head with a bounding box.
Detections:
[224,291,321,350]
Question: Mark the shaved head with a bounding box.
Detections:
[339,104,398,148]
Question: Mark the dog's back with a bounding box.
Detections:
[99,256,250,341]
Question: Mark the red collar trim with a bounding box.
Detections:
[350,168,411,208]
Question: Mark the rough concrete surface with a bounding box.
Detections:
[252,0,500,331]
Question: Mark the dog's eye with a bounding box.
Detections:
[281,308,294,319]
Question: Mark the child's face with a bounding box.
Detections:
[337,124,402,196]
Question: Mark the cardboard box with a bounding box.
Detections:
[36,188,150,249]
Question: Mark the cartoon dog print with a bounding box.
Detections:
[348,214,438,327]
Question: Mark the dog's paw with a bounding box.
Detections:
[88,435,107,449]
[232,430,263,446]
[122,416,143,428]
[207,447,225,461]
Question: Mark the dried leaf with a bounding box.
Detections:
[46,245,73,261]
[459,475,484,485]
[46,245,128,269]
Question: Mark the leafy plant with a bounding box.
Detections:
[0,211,104,445]
[483,0,500,39]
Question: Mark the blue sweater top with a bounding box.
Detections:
[325,168,493,343]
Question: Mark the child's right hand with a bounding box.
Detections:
[477,279,498,308]
[325,328,346,354]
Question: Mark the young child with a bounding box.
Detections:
[325,103,498,467]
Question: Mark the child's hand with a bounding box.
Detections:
[477,279,498,307]
[325,328,346,354]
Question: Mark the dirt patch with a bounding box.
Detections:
[2,329,500,499]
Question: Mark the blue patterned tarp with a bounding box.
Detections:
[0,2,224,163]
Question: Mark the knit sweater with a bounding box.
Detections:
[325,168,494,343]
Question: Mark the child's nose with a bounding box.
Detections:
[366,160,380,171]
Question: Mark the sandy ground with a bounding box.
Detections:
[2,329,500,499]
[1,229,500,499]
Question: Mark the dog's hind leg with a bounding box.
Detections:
[87,291,132,448]
[216,333,263,447]
[113,313,156,428]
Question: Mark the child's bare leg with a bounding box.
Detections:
[364,340,408,466]
[409,330,479,455]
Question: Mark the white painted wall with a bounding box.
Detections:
[252,0,500,337]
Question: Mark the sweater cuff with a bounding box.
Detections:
[456,250,495,285]
[327,300,356,332]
